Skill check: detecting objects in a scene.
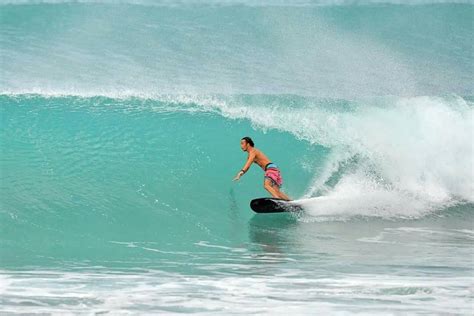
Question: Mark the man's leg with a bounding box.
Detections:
[264,178,281,198]
[264,179,291,200]
[275,188,291,201]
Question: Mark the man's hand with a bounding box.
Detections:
[233,171,244,181]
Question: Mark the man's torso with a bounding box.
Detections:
[250,148,272,170]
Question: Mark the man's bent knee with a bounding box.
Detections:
[264,180,273,190]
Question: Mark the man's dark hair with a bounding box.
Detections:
[242,136,254,147]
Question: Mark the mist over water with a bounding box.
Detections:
[1,1,473,97]
[1,0,473,314]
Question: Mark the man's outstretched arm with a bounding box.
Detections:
[233,152,255,181]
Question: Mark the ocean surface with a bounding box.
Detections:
[1,0,473,314]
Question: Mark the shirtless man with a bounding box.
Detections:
[233,137,291,201]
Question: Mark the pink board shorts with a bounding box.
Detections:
[264,163,283,188]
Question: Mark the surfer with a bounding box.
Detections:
[233,137,291,201]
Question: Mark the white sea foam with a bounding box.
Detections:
[0,269,472,314]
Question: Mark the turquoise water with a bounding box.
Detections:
[1,1,473,314]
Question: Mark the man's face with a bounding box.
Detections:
[240,139,248,151]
